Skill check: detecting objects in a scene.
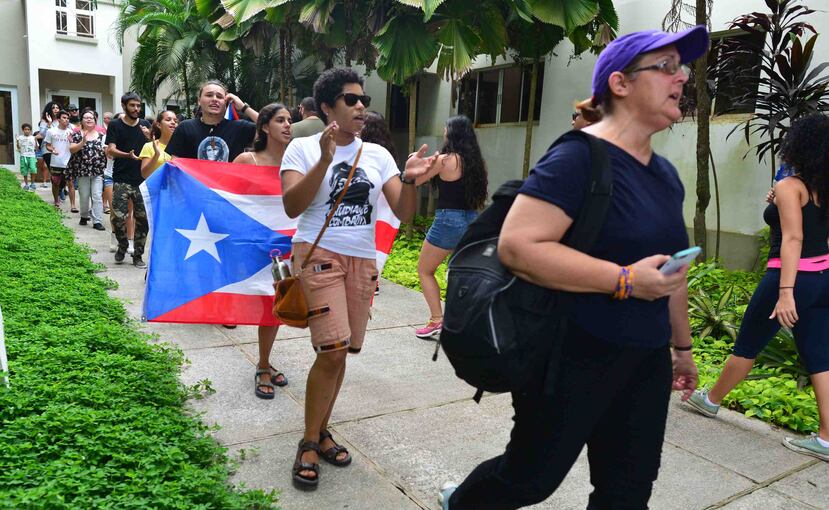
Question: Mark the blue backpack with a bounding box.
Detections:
[435,131,613,402]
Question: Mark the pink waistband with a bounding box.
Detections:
[767,254,829,271]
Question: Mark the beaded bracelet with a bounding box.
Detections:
[612,265,634,300]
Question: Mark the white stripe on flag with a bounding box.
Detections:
[213,190,298,232]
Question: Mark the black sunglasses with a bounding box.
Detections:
[334,92,371,107]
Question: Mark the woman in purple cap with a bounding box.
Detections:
[438,25,709,510]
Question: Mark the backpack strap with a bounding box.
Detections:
[541,130,613,395]
[557,131,613,251]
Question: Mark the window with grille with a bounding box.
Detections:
[75,0,95,38]
[55,0,95,38]
[55,0,68,35]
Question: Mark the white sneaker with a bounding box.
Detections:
[127,240,135,255]
[109,233,117,253]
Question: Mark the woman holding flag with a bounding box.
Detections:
[232,103,294,398]
[280,68,439,489]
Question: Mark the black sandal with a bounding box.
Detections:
[319,429,352,467]
[292,439,320,489]
[254,369,275,400]
[268,365,288,387]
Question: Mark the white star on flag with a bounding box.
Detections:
[175,213,229,263]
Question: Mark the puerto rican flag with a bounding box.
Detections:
[140,159,399,326]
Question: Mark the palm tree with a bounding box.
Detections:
[116,0,221,116]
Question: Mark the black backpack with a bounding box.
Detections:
[435,131,613,402]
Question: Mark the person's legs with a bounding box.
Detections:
[68,177,77,210]
[102,178,112,213]
[111,183,130,257]
[299,349,348,479]
[127,198,135,249]
[91,175,104,226]
[50,172,62,206]
[37,157,48,187]
[129,186,149,259]
[77,176,92,221]
[586,346,672,510]
[449,327,635,509]
[693,272,781,407]
[256,325,286,392]
[418,240,451,320]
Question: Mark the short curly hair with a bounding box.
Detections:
[313,68,364,124]
[780,112,829,225]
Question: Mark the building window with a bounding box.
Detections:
[681,30,764,117]
[458,62,544,126]
[55,0,95,38]
[55,0,68,35]
[75,0,94,38]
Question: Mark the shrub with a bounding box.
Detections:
[0,170,277,509]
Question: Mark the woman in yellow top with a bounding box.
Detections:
[140,110,178,178]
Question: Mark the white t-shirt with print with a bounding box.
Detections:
[281,133,400,259]
[44,126,73,168]
[17,135,36,157]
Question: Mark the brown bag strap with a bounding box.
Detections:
[299,144,364,271]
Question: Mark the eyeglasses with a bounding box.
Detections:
[629,59,690,77]
[334,92,371,108]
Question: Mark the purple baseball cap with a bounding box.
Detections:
[591,25,709,105]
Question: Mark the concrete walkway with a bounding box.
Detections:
[35,182,828,510]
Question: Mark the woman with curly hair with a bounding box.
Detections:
[686,112,829,461]
[414,115,488,339]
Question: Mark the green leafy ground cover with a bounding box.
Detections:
[0,170,276,509]
[383,219,819,433]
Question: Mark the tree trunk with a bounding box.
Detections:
[182,55,192,118]
[279,29,287,103]
[692,0,711,259]
[522,60,539,178]
[406,79,418,237]
[709,151,721,260]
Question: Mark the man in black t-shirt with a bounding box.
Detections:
[165,80,259,162]
[106,92,151,268]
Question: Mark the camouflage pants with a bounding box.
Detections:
[111,182,149,257]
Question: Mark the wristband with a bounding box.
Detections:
[779,286,794,289]
[240,103,249,114]
[399,171,415,185]
[612,265,634,300]
[672,344,692,351]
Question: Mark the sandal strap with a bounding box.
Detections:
[298,439,320,453]
[255,370,275,387]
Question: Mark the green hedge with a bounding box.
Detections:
[0,170,276,509]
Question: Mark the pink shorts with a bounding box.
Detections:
[291,242,378,353]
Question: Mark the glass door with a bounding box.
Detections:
[0,91,14,166]
[50,90,101,117]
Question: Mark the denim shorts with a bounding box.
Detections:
[425,209,478,250]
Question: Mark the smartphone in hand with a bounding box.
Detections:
[659,246,702,275]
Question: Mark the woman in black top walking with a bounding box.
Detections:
[686,113,829,461]
[414,115,488,339]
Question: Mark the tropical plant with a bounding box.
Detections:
[688,284,742,342]
[753,327,810,389]
[716,0,829,182]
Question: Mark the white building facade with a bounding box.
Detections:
[362,0,829,269]
[0,0,134,172]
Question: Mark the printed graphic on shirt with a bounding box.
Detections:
[326,161,374,227]
[197,136,229,162]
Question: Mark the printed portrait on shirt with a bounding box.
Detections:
[197,136,229,162]
[326,161,374,227]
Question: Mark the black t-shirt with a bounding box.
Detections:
[165,118,256,162]
[520,132,689,348]
[106,118,152,185]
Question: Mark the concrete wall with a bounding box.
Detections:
[0,1,32,125]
